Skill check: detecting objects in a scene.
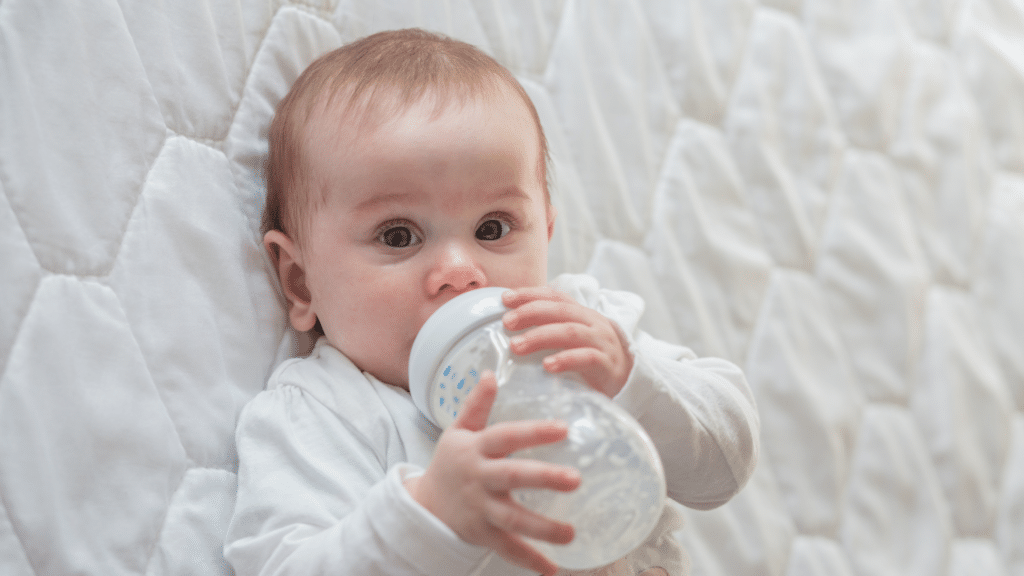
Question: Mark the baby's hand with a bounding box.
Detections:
[404,371,581,576]
[502,287,634,398]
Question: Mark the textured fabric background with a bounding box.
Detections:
[1,1,1022,575]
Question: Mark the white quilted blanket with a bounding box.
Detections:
[2,1,1023,575]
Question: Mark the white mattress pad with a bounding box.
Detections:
[1,1,1022,575]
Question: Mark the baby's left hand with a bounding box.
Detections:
[502,287,633,398]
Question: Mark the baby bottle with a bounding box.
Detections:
[408,287,666,570]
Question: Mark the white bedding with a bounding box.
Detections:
[1,1,1022,575]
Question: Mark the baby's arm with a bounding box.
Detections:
[225,372,581,576]
[501,278,757,576]
[617,332,759,509]
[504,278,759,510]
[225,385,482,575]
[405,371,581,576]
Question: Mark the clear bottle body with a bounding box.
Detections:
[428,320,666,570]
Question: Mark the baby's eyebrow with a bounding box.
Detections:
[487,187,529,203]
[353,192,419,213]
[354,187,529,213]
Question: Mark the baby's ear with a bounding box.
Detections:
[264,230,318,332]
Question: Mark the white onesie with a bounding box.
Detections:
[225,274,760,575]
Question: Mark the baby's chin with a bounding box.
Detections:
[356,360,408,390]
[381,364,410,389]
[326,335,412,389]
[367,355,412,390]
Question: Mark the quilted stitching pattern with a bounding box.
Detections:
[1,1,1022,575]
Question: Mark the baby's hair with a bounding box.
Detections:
[262,28,550,242]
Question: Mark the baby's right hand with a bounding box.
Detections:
[404,371,580,576]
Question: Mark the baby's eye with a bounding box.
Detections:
[476,219,511,241]
[379,225,420,248]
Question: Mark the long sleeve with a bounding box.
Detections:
[551,273,760,511]
[224,351,491,576]
[614,332,760,510]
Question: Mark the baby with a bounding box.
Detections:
[225,28,760,576]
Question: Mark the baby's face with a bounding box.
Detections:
[298,88,553,388]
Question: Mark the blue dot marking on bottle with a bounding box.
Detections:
[457,379,465,390]
[469,369,478,381]
[439,397,444,406]
[443,366,451,377]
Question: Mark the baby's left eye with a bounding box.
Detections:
[476,219,511,241]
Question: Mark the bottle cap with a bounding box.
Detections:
[408,287,509,426]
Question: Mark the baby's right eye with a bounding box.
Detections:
[378,225,421,248]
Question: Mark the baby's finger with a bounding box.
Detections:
[503,298,594,332]
[488,531,561,576]
[543,347,628,399]
[541,347,611,376]
[451,370,498,432]
[484,499,575,545]
[481,458,581,493]
[502,286,574,308]
[509,322,599,357]
[480,419,569,458]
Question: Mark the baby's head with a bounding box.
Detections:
[262,28,551,241]
[263,29,557,387]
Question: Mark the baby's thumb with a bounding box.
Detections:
[451,371,498,432]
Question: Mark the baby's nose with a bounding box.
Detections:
[427,241,486,296]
